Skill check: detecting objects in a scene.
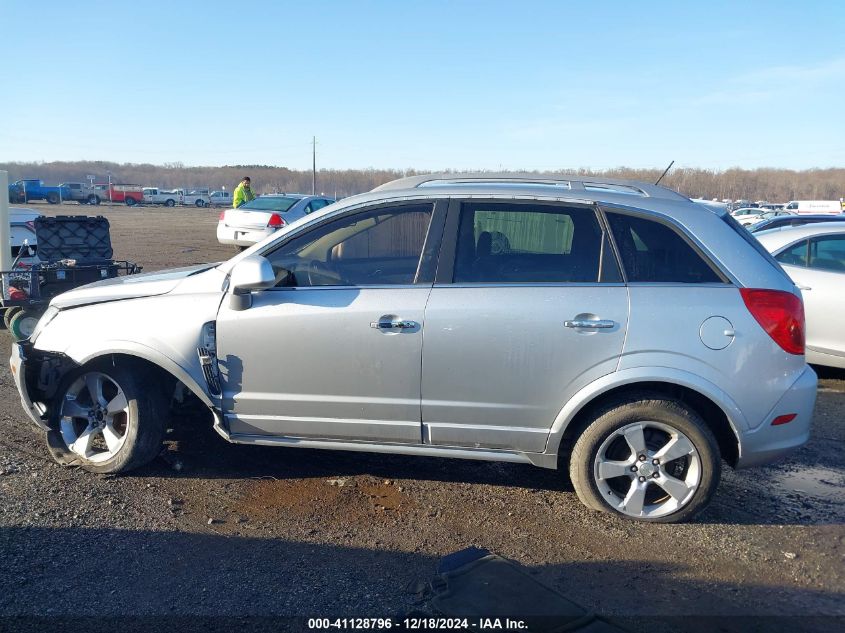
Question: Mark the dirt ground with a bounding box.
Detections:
[0,203,843,631]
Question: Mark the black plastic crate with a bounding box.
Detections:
[40,263,120,288]
[34,215,114,263]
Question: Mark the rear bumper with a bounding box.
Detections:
[9,342,50,431]
[735,364,817,468]
[216,223,275,247]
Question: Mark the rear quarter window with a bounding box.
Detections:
[606,212,724,283]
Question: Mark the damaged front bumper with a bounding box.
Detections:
[9,342,78,432]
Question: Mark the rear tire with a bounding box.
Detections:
[195,199,206,208]
[8,309,41,341]
[165,199,176,207]
[569,394,720,523]
[46,192,60,204]
[45,361,168,473]
[88,194,100,205]
[125,197,137,207]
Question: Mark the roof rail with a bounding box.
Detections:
[372,172,688,201]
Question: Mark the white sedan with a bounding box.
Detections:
[756,222,845,368]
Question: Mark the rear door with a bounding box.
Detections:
[421,200,628,452]
[776,234,845,362]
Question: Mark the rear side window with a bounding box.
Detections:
[606,212,722,283]
[454,203,618,283]
[775,240,808,267]
[809,235,845,272]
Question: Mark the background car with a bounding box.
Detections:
[750,213,845,233]
[209,190,232,206]
[8,207,41,262]
[216,193,335,250]
[756,222,845,368]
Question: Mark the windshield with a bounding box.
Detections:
[240,197,301,212]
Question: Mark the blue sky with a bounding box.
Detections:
[1,0,844,170]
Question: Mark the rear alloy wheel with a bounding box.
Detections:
[46,362,167,473]
[195,199,206,208]
[8,309,40,340]
[570,396,720,523]
[87,194,101,205]
[125,197,137,207]
[165,199,176,207]
[46,192,60,204]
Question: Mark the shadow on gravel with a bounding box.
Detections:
[0,527,841,631]
[138,415,572,493]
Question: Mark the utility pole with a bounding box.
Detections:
[312,136,317,195]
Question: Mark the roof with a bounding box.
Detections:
[372,172,689,202]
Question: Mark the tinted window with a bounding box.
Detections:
[266,204,433,287]
[775,240,808,267]
[809,235,845,272]
[241,197,300,212]
[453,203,614,283]
[607,212,722,283]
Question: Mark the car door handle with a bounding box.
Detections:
[564,319,615,329]
[370,320,416,330]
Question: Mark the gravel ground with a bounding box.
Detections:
[0,203,843,631]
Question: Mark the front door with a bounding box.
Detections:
[421,200,629,452]
[216,201,443,443]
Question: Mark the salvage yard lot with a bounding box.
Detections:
[1,203,844,630]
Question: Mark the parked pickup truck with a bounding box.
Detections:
[7,180,70,205]
[172,188,211,207]
[142,187,180,207]
[94,183,144,206]
[59,182,101,205]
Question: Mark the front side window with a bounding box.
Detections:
[453,203,613,283]
[809,235,845,272]
[606,212,723,283]
[775,240,809,267]
[266,204,433,287]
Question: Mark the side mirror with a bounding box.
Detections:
[229,255,275,310]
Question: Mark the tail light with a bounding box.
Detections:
[218,211,225,221]
[740,288,805,355]
[267,213,285,228]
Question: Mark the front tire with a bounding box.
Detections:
[569,395,720,523]
[125,197,137,207]
[45,361,168,473]
[195,199,206,208]
[88,194,101,205]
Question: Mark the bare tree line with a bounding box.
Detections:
[2,161,843,202]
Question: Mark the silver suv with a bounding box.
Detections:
[10,174,816,523]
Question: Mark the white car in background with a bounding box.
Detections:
[757,222,845,368]
[8,207,41,262]
[217,194,335,250]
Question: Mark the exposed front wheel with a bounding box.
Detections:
[569,396,720,523]
[46,362,168,473]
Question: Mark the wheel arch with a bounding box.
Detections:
[548,372,743,469]
[72,347,214,409]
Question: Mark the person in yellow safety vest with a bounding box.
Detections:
[232,176,256,208]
